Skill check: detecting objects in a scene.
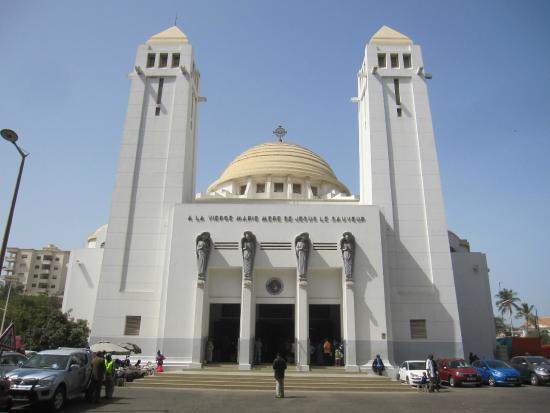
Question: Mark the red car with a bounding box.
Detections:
[437,358,482,387]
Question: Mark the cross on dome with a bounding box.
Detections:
[273,125,287,142]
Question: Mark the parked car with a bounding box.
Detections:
[0,376,12,412]
[437,358,482,387]
[472,359,521,386]
[5,348,92,412]
[397,360,426,384]
[509,355,550,386]
[0,352,27,377]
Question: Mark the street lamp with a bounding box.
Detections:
[0,129,29,333]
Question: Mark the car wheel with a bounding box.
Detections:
[488,376,496,387]
[449,376,457,387]
[49,385,66,412]
[530,374,540,386]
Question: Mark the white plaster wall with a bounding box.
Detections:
[61,248,103,330]
[452,252,495,358]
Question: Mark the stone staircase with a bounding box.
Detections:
[126,365,414,393]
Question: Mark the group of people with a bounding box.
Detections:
[311,338,344,366]
[88,352,116,403]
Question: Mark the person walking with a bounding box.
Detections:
[273,353,287,398]
[90,351,106,403]
[104,353,115,399]
[372,354,385,375]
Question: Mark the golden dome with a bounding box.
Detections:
[208,142,349,194]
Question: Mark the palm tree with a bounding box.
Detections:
[495,288,520,335]
[516,302,535,334]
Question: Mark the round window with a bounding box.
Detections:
[265,278,284,295]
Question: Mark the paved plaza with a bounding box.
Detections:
[13,385,550,413]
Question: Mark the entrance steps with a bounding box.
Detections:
[127,365,413,393]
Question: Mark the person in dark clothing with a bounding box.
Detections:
[272,353,287,398]
[89,352,106,403]
[372,355,385,375]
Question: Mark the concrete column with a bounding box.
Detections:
[295,279,309,371]
[238,279,254,370]
[190,279,207,368]
[342,275,359,372]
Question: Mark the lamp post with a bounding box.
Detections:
[0,129,29,334]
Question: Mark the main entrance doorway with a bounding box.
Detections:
[208,303,240,363]
[255,304,295,364]
[309,304,342,366]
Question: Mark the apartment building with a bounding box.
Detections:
[2,244,69,296]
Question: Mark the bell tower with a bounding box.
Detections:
[355,26,464,360]
[90,26,202,348]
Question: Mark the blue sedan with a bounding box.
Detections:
[472,360,521,386]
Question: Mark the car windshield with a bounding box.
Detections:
[449,360,470,368]
[22,354,69,370]
[526,357,550,365]
[486,360,509,369]
[409,362,425,370]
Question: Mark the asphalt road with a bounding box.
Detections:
[12,384,550,413]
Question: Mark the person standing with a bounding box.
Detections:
[335,346,343,367]
[156,350,166,372]
[104,353,115,399]
[273,353,287,398]
[426,354,437,392]
[90,352,106,403]
[206,340,214,364]
[254,338,262,364]
[323,338,332,366]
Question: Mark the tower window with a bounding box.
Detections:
[403,54,412,68]
[172,53,180,67]
[146,53,155,68]
[311,186,318,196]
[256,183,265,193]
[292,184,302,194]
[155,78,164,116]
[274,183,284,193]
[410,319,427,339]
[394,78,401,105]
[159,53,168,68]
[239,185,247,195]
[377,53,386,68]
[390,53,399,68]
[124,316,141,336]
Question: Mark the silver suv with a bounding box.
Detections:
[5,348,92,412]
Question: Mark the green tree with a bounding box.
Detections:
[515,302,535,333]
[0,286,89,351]
[494,315,507,336]
[495,288,520,335]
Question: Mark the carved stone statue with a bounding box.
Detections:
[295,232,310,281]
[241,231,256,280]
[196,232,212,279]
[340,232,355,280]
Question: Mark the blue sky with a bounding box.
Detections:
[1,0,549,315]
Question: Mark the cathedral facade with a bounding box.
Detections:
[62,26,495,371]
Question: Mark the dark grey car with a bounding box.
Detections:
[5,348,92,411]
[510,356,550,385]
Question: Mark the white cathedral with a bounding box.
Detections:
[62,25,495,372]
